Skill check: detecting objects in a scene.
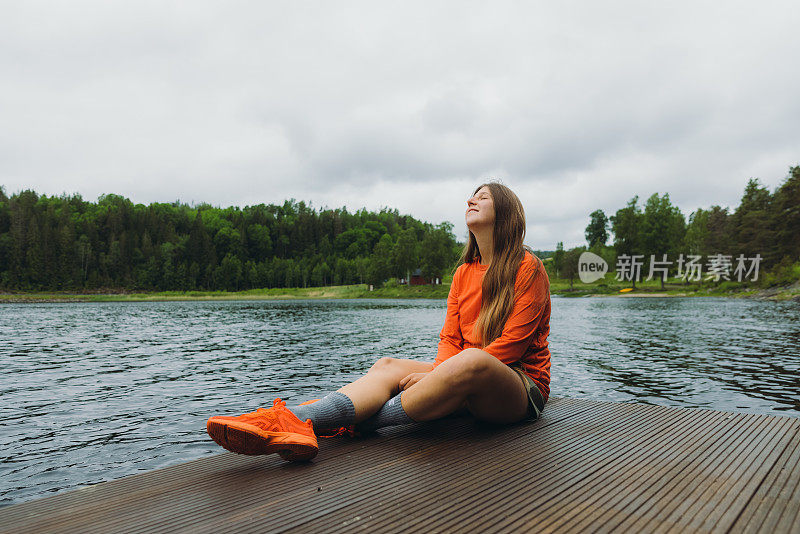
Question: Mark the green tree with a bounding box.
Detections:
[176,262,189,290]
[420,222,456,282]
[367,233,394,286]
[77,234,92,286]
[562,247,584,290]
[0,189,9,284]
[247,224,273,261]
[705,206,733,257]
[213,226,241,259]
[335,228,369,259]
[161,254,178,291]
[552,242,565,278]
[610,196,643,288]
[641,193,686,289]
[311,261,330,286]
[730,178,774,263]
[394,227,419,284]
[188,261,201,288]
[7,191,36,287]
[187,211,209,267]
[25,217,43,288]
[333,257,352,285]
[216,254,243,291]
[683,204,733,285]
[611,196,642,255]
[684,208,709,256]
[355,256,369,285]
[144,256,160,289]
[770,166,800,264]
[585,209,609,248]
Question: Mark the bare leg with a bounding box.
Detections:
[337,358,434,423]
[401,348,530,424]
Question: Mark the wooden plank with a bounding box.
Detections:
[538,407,735,532]
[288,399,661,533]
[731,421,800,534]
[648,414,795,533]
[426,403,711,534]
[581,410,750,531]
[690,416,799,532]
[605,411,794,533]
[428,404,689,534]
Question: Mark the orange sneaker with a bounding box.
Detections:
[297,398,360,438]
[206,398,318,461]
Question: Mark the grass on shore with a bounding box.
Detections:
[549,274,800,301]
[0,283,452,303]
[1,274,797,303]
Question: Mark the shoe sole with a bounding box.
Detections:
[206,419,318,461]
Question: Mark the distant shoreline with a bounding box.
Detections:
[554,283,799,302]
[2,281,798,303]
[0,284,450,303]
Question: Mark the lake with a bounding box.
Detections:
[1,297,798,505]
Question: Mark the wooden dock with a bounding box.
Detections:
[2,397,798,533]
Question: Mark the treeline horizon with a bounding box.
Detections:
[0,189,461,291]
[552,164,800,288]
[2,164,798,293]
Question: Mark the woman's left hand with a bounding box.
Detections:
[399,372,428,391]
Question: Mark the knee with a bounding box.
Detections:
[443,349,494,390]
[369,356,397,373]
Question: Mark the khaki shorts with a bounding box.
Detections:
[509,362,546,421]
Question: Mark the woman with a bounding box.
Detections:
[207,182,551,461]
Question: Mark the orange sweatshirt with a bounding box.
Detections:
[433,250,552,401]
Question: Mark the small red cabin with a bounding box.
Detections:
[406,268,439,285]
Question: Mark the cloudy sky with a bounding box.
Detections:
[1,2,798,248]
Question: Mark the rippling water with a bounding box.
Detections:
[1,297,798,505]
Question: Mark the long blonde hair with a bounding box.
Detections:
[458,182,534,346]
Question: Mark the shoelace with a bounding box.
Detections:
[251,399,285,416]
[244,399,307,433]
[294,398,357,438]
[277,398,316,430]
[318,427,351,438]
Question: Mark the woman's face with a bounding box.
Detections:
[465,186,495,231]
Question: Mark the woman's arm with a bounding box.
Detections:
[434,266,464,364]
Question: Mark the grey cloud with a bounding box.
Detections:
[421,91,480,133]
[1,1,799,251]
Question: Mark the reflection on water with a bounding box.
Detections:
[1,297,798,505]
[548,297,800,415]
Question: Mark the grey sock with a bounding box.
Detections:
[290,392,355,432]
[355,392,415,433]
